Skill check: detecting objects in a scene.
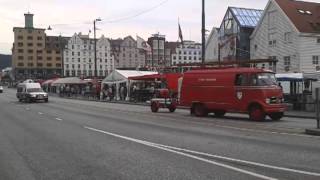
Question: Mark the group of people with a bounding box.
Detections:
[58,84,100,100]
[101,84,128,101]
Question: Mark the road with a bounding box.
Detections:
[0,87,320,180]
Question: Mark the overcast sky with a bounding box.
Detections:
[0,0,319,54]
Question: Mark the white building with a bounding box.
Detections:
[171,41,202,65]
[251,0,320,73]
[205,28,219,62]
[64,33,114,77]
[110,36,146,69]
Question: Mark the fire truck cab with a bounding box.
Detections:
[179,68,286,121]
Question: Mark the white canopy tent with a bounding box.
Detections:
[101,70,157,100]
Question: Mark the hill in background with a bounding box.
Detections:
[0,54,12,70]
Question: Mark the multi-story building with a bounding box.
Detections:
[171,41,202,65]
[206,7,263,62]
[12,13,67,80]
[110,36,145,69]
[63,33,114,78]
[147,34,167,67]
[251,0,320,73]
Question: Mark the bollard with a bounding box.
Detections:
[316,88,320,129]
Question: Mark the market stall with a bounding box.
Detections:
[101,70,157,101]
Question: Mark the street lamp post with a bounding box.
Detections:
[93,18,102,78]
[201,0,206,64]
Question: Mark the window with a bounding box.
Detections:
[78,52,80,56]
[78,58,80,62]
[37,63,43,67]
[17,36,23,40]
[18,49,23,53]
[56,63,61,67]
[56,57,61,61]
[254,44,258,51]
[312,56,319,65]
[284,56,291,66]
[27,36,33,40]
[37,50,43,54]
[37,43,42,47]
[18,62,24,67]
[72,52,74,56]
[28,56,33,60]
[66,64,69,69]
[284,32,292,43]
[269,33,277,47]
[27,63,34,67]
[317,38,320,44]
[78,64,81,69]
[47,63,52,67]
[47,50,52,54]
[27,43,33,47]
[37,56,43,60]
[235,74,247,86]
[37,36,42,40]
[18,56,24,60]
[268,11,277,29]
[47,57,52,60]
[18,42,23,47]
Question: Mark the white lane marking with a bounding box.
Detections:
[84,126,277,180]
[38,112,44,115]
[55,118,63,121]
[151,141,320,177]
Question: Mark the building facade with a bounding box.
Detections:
[171,41,202,65]
[12,13,66,80]
[147,34,167,67]
[205,28,219,62]
[64,33,114,78]
[206,7,263,62]
[110,36,146,70]
[251,0,320,73]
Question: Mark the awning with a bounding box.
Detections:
[51,77,87,86]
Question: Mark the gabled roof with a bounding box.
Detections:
[274,0,320,33]
[229,7,263,28]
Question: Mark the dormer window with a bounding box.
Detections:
[306,11,312,15]
[298,9,312,15]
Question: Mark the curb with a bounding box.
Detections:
[305,129,320,136]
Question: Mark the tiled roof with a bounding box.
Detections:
[275,0,320,33]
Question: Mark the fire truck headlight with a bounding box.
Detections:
[265,98,271,104]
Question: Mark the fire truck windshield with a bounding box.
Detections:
[252,73,278,86]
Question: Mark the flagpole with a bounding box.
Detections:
[201,0,206,64]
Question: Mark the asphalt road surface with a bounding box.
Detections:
[0,87,320,180]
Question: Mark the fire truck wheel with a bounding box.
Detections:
[214,110,226,117]
[151,102,159,113]
[194,104,208,117]
[168,106,176,113]
[269,112,283,121]
[249,105,266,121]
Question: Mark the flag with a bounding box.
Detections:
[137,36,151,51]
[178,22,184,45]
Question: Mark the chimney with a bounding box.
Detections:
[24,13,34,28]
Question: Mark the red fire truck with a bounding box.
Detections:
[178,67,286,121]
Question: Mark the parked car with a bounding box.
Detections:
[0,86,3,93]
[16,82,48,103]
